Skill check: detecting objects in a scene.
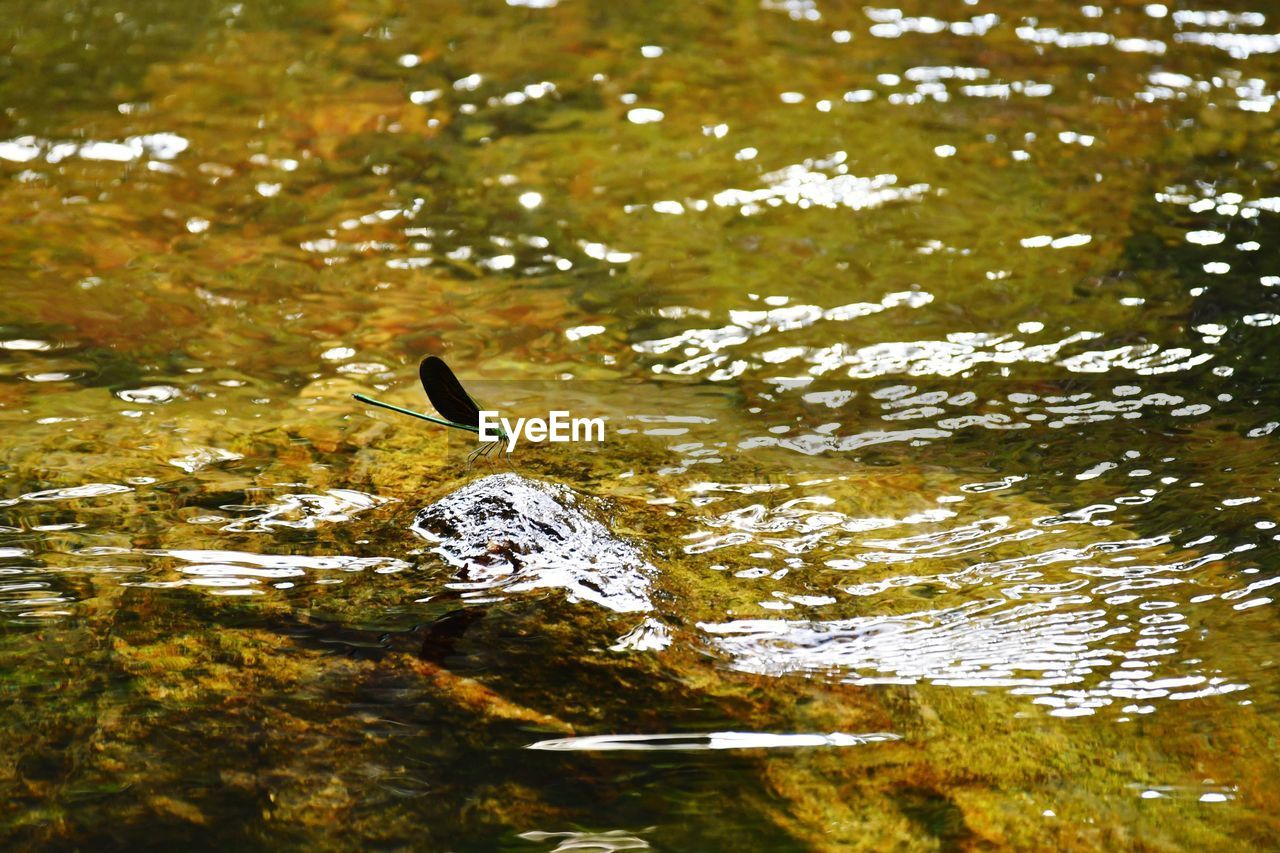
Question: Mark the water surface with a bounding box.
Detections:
[2,0,1280,848]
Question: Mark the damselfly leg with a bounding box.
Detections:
[466,439,500,465]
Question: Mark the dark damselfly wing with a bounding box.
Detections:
[419,356,482,428]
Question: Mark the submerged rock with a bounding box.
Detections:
[411,473,657,615]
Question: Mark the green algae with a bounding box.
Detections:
[3,0,1280,848]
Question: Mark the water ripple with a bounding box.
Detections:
[526,730,901,751]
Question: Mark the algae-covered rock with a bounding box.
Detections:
[412,473,657,615]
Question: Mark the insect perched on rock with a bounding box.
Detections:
[353,356,508,462]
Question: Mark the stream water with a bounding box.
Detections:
[3,0,1280,848]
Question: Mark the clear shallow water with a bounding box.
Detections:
[2,0,1280,847]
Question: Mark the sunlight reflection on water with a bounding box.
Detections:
[2,0,1279,752]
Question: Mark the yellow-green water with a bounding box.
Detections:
[3,0,1280,848]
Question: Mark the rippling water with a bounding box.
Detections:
[3,0,1280,847]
